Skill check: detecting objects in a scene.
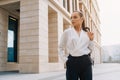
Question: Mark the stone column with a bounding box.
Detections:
[57,13,64,63]
[0,8,8,71]
[69,0,73,13]
[19,0,40,73]
[38,0,49,72]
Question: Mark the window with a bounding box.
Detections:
[63,0,65,8]
[75,0,77,10]
[72,0,75,12]
[67,0,70,12]
[7,16,18,62]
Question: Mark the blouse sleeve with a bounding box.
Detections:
[58,31,68,63]
[88,41,95,53]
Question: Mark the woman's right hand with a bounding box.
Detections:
[87,32,94,41]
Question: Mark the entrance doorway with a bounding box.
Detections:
[7,16,18,62]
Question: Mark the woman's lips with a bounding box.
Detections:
[72,22,75,24]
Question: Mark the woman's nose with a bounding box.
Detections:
[71,18,75,21]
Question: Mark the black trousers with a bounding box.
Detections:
[66,55,92,80]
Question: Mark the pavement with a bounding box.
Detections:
[0,63,120,80]
[93,63,120,80]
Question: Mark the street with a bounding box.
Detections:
[0,63,120,80]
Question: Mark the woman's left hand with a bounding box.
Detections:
[87,32,94,41]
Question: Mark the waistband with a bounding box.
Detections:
[68,54,88,59]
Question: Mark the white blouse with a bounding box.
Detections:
[58,27,94,63]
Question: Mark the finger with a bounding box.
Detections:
[90,32,93,35]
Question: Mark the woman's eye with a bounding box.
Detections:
[71,16,77,19]
[74,16,77,18]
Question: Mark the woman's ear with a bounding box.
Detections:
[81,17,83,20]
[81,17,84,22]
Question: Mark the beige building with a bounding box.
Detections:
[0,0,101,73]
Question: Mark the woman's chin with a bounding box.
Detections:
[72,24,76,26]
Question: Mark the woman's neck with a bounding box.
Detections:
[74,25,82,32]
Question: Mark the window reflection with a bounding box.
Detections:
[7,30,14,62]
[8,30,14,47]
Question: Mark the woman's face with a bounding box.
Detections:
[71,12,83,27]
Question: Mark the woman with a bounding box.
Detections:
[58,10,94,80]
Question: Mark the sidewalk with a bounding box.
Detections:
[93,63,120,80]
[0,63,120,80]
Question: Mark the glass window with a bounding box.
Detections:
[63,0,65,8]
[72,0,74,12]
[67,0,70,12]
[7,16,18,62]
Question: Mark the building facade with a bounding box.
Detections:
[0,0,101,73]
